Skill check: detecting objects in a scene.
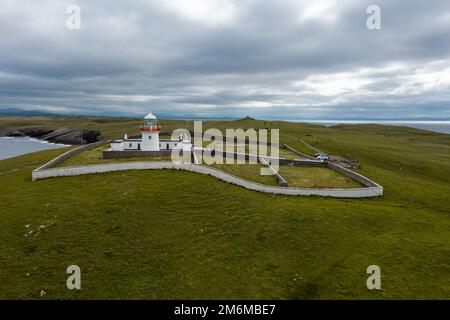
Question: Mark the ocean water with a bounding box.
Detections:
[295,121,450,134]
[0,137,68,161]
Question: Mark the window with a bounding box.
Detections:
[149,136,152,139]
[144,119,157,127]
[129,143,132,147]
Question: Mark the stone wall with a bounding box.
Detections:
[35,140,109,171]
[103,150,173,159]
[259,157,288,187]
[32,162,383,198]
[288,159,326,167]
[283,143,316,160]
[327,162,381,188]
[33,142,383,198]
[194,131,277,147]
[193,148,325,167]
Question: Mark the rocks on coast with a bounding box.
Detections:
[3,127,101,144]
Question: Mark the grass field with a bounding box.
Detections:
[278,147,303,160]
[209,163,278,186]
[278,166,362,188]
[0,116,449,299]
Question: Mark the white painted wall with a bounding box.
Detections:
[123,141,141,150]
[111,141,124,151]
[141,132,160,151]
[110,137,191,152]
[159,140,192,151]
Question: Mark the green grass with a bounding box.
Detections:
[278,147,303,159]
[278,166,362,188]
[208,163,278,186]
[0,116,449,299]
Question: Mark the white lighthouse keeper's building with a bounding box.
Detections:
[109,112,192,152]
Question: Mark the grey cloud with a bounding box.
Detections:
[0,0,449,119]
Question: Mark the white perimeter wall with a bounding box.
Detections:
[32,162,383,198]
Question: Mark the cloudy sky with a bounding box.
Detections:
[1,0,450,119]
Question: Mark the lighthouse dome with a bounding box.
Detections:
[144,112,157,120]
[142,112,160,131]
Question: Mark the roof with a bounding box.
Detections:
[160,139,188,142]
[144,112,157,120]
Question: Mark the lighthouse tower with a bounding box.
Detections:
[140,112,160,151]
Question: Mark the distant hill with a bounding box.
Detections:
[0,108,237,120]
[0,108,57,117]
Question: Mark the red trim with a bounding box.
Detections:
[140,126,161,132]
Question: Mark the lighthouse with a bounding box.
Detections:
[107,112,192,154]
[140,112,160,151]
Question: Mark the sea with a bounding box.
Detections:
[0,137,68,161]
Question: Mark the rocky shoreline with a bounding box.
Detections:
[0,127,101,145]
